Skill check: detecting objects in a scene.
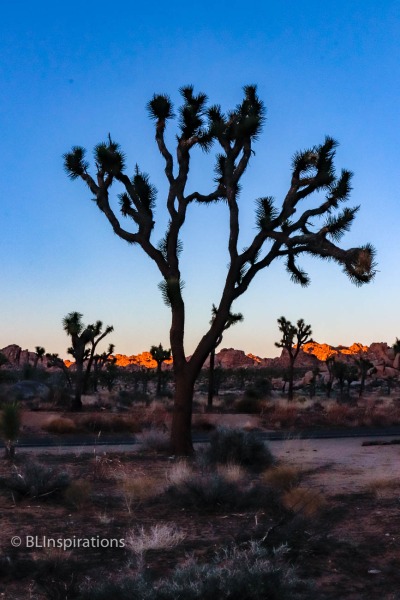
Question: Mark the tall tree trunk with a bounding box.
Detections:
[156,362,162,396]
[72,362,83,411]
[288,361,295,401]
[207,347,216,409]
[170,370,195,455]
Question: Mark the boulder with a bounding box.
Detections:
[9,381,51,401]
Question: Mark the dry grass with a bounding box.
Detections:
[262,464,302,491]
[64,479,92,509]
[166,460,192,486]
[125,523,186,555]
[118,472,163,513]
[216,462,246,483]
[282,486,326,517]
[42,417,77,434]
[365,477,400,499]
[141,428,170,452]
[77,414,141,434]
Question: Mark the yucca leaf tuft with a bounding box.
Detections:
[63,146,89,179]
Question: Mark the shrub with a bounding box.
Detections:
[141,428,170,452]
[166,460,192,485]
[0,402,21,459]
[206,427,274,471]
[78,414,140,434]
[234,396,262,414]
[2,461,70,500]
[119,474,162,513]
[125,524,186,555]
[262,465,302,492]
[64,480,92,509]
[164,472,280,513]
[42,417,77,434]
[282,486,326,517]
[78,542,312,599]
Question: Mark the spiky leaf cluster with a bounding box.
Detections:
[94,136,125,175]
[147,94,174,121]
[63,146,88,179]
[158,277,185,307]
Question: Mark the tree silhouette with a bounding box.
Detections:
[275,317,312,401]
[64,85,376,454]
[355,356,373,397]
[150,343,171,396]
[62,312,113,410]
[46,353,72,389]
[34,346,46,369]
[208,305,243,409]
[331,360,348,402]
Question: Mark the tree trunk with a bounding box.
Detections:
[156,362,162,396]
[288,361,295,401]
[170,371,195,455]
[207,347,216,409]
[72,362,83,411]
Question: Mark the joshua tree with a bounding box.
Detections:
[355,356,373,397]
[34,346,46,369]
[275,317,312,401]
[393,338,400,362]
[46,353,73,389]
[332,360,348,402]
[208,305,243,409]
[150,343,171,396]
[62,312,113,410]
[64,85,376,454]
[1,402,21,459]
[92,343,115,392]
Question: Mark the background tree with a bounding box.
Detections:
[332,361,348,402]
[208,304,243,409]
[355,356,373,397]
[150,343,171,396]
[83,323,114,393]
[275,317,312,401]
[62,312,113,410]
[64,85,376,454]
[34,346,46,369]
[46,353,72,388]
[92,343,115,392]
[1,402,21,459]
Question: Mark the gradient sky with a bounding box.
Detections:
[1,1,399,359]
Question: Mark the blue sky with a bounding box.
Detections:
[1,1,399,359]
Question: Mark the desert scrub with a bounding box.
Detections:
[262,465,302,492]
[125,523,186,555]
[1,460,70,500]
[0,401,21,459]
[163,471,281,513]
[141,427,170,452]
[42,416,77,434]
[282,486,327,517]
[119,474,163,513]
[78,414,140,434]
[206,427,274,471]
[78,541,313,599]
[64,479,92,509]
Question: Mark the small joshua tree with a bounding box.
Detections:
[1,402,21,459]
[275,317,312,401]
[63,312,114,410]
[150,343,171,396]
[355,356,373,397]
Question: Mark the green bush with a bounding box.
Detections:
[206,427,274,471]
